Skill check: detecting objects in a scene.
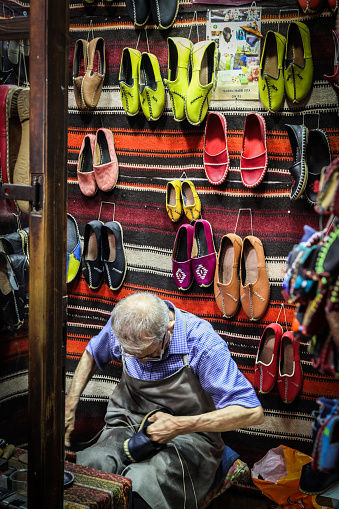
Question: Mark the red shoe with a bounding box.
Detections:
[254,323,283,394]
[297,0,322,13]
[77,133,97,197]
[93,128,119,192]
[328,0,338,12]
[277,331,303,403]
[203,112,229,185]
[240,113,267,188]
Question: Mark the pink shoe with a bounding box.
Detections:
[77,133,97,197]
[172,224,194,291]
[240,113,268,188]
[94,128,119,192]
[203,112,229,185]
[191,219,216,288]
[277,331,303,403]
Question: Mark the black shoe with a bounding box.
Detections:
[101,221,127,291]
[124,408,173,463]
[299,461,339,495]
[2,227,29,257]
[285,124,308,200]
[125,0,150,27]
[305,129,332,206]
[0,252,28,328]
[82,220,103,290]
[150,0,179,29]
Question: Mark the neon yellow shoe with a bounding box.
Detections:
[284,22,313,103]
[119,47,141,116]
[164,37,192,122]
[139,52,165,121]
[259,31,286,112]
[166,180,183,222]
[181,180,201,221]
[185,40,217,126]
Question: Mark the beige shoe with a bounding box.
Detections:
[13,89,30,215]
[81,37,106,110]
[240,236,270,321]
[73,39,88,110]
[6,86,23,185]
[214,234,242,318]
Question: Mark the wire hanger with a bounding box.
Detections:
[234,208,253,237]
[98,201,116,223]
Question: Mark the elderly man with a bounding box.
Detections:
[65,292,263,509]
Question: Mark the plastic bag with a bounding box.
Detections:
[251,445,322,509]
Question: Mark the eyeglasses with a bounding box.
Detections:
[121,330,167,362]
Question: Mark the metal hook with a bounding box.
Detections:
[278,8,299,33]
[188,11,199,42]
[87,20,95,42]
[136,29,142,51]
[234,208,253,236]
[180,171,188,180]
[12,212,22,232]
[275,302,288,331]
[98,201,116,222]
[317,111,320,130]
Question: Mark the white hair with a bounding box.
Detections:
[111,292,171,354]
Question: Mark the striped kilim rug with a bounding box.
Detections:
[1,0,339,474]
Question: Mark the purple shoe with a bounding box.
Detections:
[172,224,194,291]
[191,219,216,288]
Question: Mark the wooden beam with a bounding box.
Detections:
[28,1,69,508]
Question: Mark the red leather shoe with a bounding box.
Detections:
[240,113,267,188]
[277,331,303,403]
[328,0,338,12]
[0,85,22,185]
[254,323,283,394]
[203,112,229,185]
[324,31,339,111]
[297,0,322,13]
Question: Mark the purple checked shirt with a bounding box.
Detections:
[86,301,260,410]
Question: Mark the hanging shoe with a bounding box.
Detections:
[258,31,286,112]
[93,128,119,192]
[240,113,267,188]
[181,180,201,221]
[326,274,339,346]
[315,157,339,216]
[254,323,283,393]
[284,22,313,104]
[82,220,104,290]
[81,37,106,110]
[166,180,183,222]
[277,331,303,403]
[315,225,339,278]
[240,236,270,321]
[324,31,339,111]
[12,88,30,214]
[0,85,22,186]
[305,129,331,206]
[0,252,27,329]
[203,112,229,186]
[125,0,150,27]
[119,47,141,117]
[185,40,217,126]
[297,0,322,13]
[72,39,88,111]
[67,213,81,284]
[214,234,242,318]
[172,223,194,291]
[139,52,165,121]
[328,0,338,12]
[150,0,179,29]
[77,133,97,197]
[191,219,216,288]
[163,37,191,122]
[101,221,127,291]
[285,124,308,201]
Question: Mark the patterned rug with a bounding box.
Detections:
[1,0,339,475]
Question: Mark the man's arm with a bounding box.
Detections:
[65,350,98,446]
[147,404,264,444]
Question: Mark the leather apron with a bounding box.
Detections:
[77,312,225,509]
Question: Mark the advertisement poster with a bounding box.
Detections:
[207,6,262,101]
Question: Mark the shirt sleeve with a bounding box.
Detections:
[86,317,119,371]
[187,316,261,410]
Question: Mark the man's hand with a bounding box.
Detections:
[65,403,76,447]
[146,412,190,444]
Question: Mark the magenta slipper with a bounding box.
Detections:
[77,133,97,197]
[172,224,194,291]
[240,113,268,188]
[94,128,119,192]
[203,112,229,185]
[191,219,216,287]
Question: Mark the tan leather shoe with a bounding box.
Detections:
[73,39,88,111]
[214,234,242,318]
[81,37,106,110]
[240,236,270,321]
[13,88,30,214]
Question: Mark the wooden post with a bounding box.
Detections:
[28,1,69,507]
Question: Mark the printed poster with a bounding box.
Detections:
[207,6,262,101]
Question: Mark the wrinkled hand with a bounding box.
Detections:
[65,407,76,447]
[146,412,189,444]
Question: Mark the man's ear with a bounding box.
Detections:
[168,320,175,333]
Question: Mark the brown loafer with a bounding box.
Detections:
[81,37,106,110]
[73,39,88,111]
[214,234,242,318]
[240,236,270,321]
